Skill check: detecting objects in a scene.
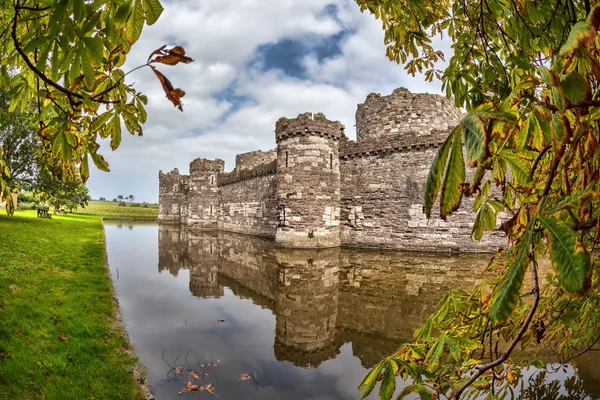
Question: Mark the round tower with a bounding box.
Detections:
[356,87,462,142]
[186,158,224,229]
[275,112,344,248]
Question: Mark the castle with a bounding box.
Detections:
[158,88,506,252]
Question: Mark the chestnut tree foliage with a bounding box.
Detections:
[356,1,600,399]
[0,0,192,214]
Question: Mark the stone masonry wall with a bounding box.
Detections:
[339,141,507,252]
[235,149,276,171]
[217,166,278,237]
[356,87,462,142]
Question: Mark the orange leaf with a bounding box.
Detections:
[150,66,186,111]
[58,334,68,341]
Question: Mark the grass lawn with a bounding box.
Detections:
[75,200,158,219]
[0,210,146,399]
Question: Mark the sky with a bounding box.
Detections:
[88,0,448,203]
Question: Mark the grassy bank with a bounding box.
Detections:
[75,200,158,219]
[0,210,145,399]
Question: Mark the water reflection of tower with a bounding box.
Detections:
[274,248,341,367]
[187,231,223,298]
[158,224,186,276]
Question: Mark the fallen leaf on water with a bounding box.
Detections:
[239,374,251,381]
[190,370,200,379]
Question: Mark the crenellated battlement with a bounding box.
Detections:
[356,87,461,142]
[275,112,345,143]
[190,158,225,174]
[235,149,277,171]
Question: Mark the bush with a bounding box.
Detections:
[118,201,127,207]
[18,192,35,203]
[130,203,141,208]
[142,203,148,208]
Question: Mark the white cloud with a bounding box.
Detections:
[87,0,450,202]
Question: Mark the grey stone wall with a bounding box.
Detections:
[158,168,188,224]
[217,168,278,237]
[275,113,344,248]
[356,87,462,142]
[235,149,276,171]
[339,142,507,252]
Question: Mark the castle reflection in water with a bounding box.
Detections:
[157,224,489,369]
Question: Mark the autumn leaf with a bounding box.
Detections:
[150,66,186,111]
[148,44,193,65]
[58,334,68,341]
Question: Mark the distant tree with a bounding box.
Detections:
[117,195,124,201]
[112,198,117,202]
[128,194,135,202]
[35,170,91,213]
[99,197,106,201]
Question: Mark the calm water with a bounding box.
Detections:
[104,222,600,399]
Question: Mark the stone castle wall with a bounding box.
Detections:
[158,88,507,253]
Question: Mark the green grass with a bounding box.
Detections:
[0,210,145,400]
[76,200,158,219]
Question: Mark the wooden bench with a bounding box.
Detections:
[36,207,52,219]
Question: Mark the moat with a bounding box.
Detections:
[105,222,600,399]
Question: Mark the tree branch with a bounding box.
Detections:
[451,246,540,400]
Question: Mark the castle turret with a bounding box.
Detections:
[186,158,224,229]
[356,87,462,142]
[158,168,186,223]
[275,113,344,248]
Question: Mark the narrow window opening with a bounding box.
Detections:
[285,151,288,167]
[330,153,333,169]
[210,205,213,215]
[211,176,214,184]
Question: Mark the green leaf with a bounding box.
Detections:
[22,36,52,54]
[114,2,132,26]
[414,316,434,341]
[83,36,104,66]
[89,111,113,133]
[110,116,122,150]
[540,218,591,295]
[126,0,145,45]
[90,151,110,172]
[424,127,454,218]
[445,335,462,362]
[80,153,90,183]
[425,335,445,372]
[440,128,465,220]
[499,150,531,186]
[143,0,164,25]
[379,363,396,400]
[559,309,580,327]
[560,71,589,104]
[490,232,532,324]
[559,20,597,56]
[460,114,485,165]
[358,360,385,399]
